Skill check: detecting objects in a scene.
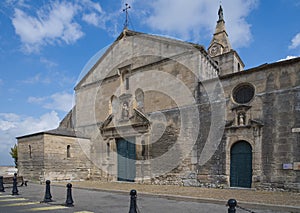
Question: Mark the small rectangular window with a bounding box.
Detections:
[106,143,110,157]
[67,145,71,158]
[125,77,129,90]
[29,145,32,158]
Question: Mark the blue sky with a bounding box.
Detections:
[0,0,300,166]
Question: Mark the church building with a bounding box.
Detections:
[17,6,300,191]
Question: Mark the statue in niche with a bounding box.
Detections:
[238,113,245,126]
[121,101,129,119]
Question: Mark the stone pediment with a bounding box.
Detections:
[100,108,150,138]
[249,119,264,127]
[225,119,264,129]
[119,93,132,101]
[100,114,114,129]
[74,28,213,91]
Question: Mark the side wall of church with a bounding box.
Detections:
[17,134,44,181]
[219,59,300,191]
[42,135,92,182]
[260,62,300,191]
[196,81,227,187]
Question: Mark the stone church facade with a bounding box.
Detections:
[17,6,300,191]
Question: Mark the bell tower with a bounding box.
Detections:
[208,5,244,76]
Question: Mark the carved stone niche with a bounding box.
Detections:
[119,93,132,121]
[226,105,264,136]
[231,105,252,127]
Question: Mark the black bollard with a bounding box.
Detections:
[12,173,19,195]
[65,183,74,207]
[129,189,137,213]
[227,199,237,213]
[43,180,52,202]
[0,176,5,192]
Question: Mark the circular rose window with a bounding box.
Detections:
[232,84,255,104]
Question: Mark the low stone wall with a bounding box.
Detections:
[0,166,17,176]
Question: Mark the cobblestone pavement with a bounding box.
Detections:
[53,181,300,212]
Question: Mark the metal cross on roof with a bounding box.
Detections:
[123,3,131,29]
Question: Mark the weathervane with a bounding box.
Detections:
[123,3,131,29]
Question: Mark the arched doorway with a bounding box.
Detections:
[230,141,252,188]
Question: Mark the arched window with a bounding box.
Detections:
[28,145,32,158]
[110,95,118,114]
[67,145,71,158]
[135,89,144,111]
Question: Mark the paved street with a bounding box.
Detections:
[0,183,296,213]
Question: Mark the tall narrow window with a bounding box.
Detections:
[125,77,129,90]
[67,145,71,158]
[106,142,110,157]
[28,145,32,158]
[141,140,146,160]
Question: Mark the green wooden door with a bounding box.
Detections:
[117,138,136,182]
[230,141,252,188]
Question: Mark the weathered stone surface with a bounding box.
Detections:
[16,27,300,192]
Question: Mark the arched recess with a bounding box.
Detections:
[109,95,118,114]
[135,88,144,111]
[230,141,252,188]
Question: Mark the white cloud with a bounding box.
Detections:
[21,71,75,88]
[44,92,74,112]
[81,0,103,13]
[22,73,51,84]
[0,113,20,122]
[18,111,60,134]
[143,0,258,48]
[10,0,118,53]
[28,92,74,112]
[12,1,84,53]
[9,0,259,53]
[146,1,207,39]
[27,96,46,104]
[40,57,58,68]
[82,12,101,26]
[0,111,60,165]
[289,33,300,49]
[22,73,41,84]
[4,0,30,8]
[0,120,16,131]
[0,111,60,136]
[81,0,109,29]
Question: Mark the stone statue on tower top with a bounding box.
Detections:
[218,5,224,21]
